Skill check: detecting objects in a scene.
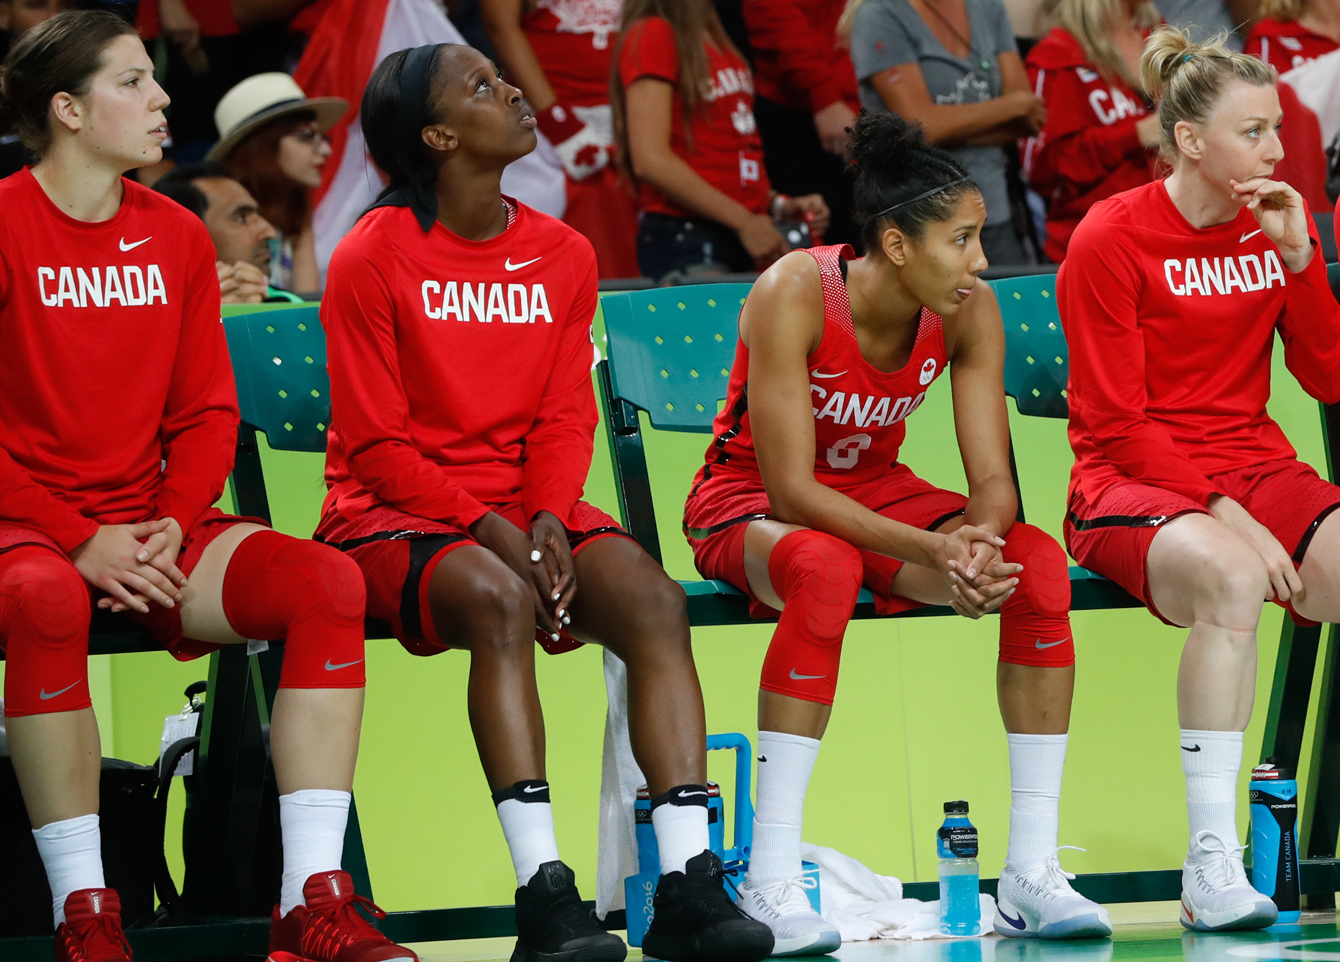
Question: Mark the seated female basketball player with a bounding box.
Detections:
[683,111,1109,952]
[315,42,774,962]
[1061,27,1340,933]
[0,12,414,962]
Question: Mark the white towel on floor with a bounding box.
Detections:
[596,650,643,918]
[802,843,997,941]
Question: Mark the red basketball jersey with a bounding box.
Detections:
[689,244,949,500]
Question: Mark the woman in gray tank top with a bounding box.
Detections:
[842,0,1045,264]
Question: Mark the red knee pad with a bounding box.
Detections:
[759,530,863,706]
[221,531,367,688]
[999,523,1074,667]
[1,547,92,716]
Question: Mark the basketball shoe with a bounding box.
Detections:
[55,889,132,962]
[268,870,419,962]
[995,849,1112,939]
[642,850,774,962]
[735,872,840,956]
[1180,831,1277,931]
[511,860,626,962]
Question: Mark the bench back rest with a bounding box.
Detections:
[222,305,332,453]
[994,273,1069,418]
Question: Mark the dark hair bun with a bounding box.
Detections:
[847,109,975,243]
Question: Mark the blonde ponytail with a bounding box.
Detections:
[1140,27,1276,161]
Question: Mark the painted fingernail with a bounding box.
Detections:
[552,591,561,601]
[557,608,566,618]
[551,632,561,641]
[563,615,571,625]
[531,550,542,562]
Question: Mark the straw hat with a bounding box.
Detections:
[208,73,347,161]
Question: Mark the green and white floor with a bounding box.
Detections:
[402,910,1340,962]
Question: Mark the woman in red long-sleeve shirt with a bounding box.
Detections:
[0,13,413,962]
[1060,27,1340,933]
[1022,0,1162,261]
[316,43,773,962]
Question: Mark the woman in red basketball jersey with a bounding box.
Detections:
[0,12,415,962]
[317,43,773,962]
[1060,27,1340,933]
[683,111,1107,951]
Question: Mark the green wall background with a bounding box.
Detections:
[2,344,1327,914]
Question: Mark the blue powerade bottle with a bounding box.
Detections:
[938,800,980,936]
[1250,759,1300,923]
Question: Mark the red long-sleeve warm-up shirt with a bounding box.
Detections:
[320,201,600,531]
[1059,180,1340,508]
[0,169,237,552]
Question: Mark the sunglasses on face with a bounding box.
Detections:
[288,127,329,146]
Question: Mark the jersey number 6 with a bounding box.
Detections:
[827,433,872,470]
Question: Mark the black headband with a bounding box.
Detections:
[369,43,441,232]
[866,176,970,225]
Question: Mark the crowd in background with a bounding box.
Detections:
[1,0,1337,297]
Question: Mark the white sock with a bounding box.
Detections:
[749,730,821,884]
[33,814,104,927]
[1181,729,1243,853]
[495,782,560,887]
[651,788,711,875]
[1006,733,1067,870]
[279,789,350,916]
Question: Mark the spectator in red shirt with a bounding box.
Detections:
[1022,0,1161,261]
[742,0,862,247]
[613,0,829,280]
[1245,0,1340,71]
[481,0,641,278]
[137,0,289,163]
[0,13,415,962]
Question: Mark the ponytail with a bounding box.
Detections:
[1140,27,1275,161]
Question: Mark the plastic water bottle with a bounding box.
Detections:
[938,800,980,936]
[1250,759,1300,923]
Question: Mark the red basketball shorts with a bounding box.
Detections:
[0,508,263,661]
[314,501,629,656]
[1065,458,1340,626]
[684,464,969,618]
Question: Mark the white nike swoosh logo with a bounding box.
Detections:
[324,658,364,670]
[1240,229,1262,243]
[1034,638,1067,649]
[789,669,827,680]
[810,370,847,379]
[120,236,152,251]
[40,682,80,700]
[523,784,547,793]
[505,256,541,271]
[677,790,708,798]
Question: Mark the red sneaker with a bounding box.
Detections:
[268,871,418,962]
[54,889,132,962]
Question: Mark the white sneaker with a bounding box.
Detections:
[1180,830,1278,931]
[736,873,841,957]
[994,848,1112,939]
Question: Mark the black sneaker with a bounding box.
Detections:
[511,861,627,962]
[643,851,775,962]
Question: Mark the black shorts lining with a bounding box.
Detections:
[927,507,967,531]
[315,529,445,552]
[567,525,631,549]
[1067,510,1187,531]
[1292,501,1340,564]
[399,534,472,641]
[684,513,771,540]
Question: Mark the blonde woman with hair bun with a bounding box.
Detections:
[1022,0,1162,260]
[1245,0,1340,71]
[1060,25,1340,934]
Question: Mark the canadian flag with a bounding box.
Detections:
[294,0,566,285]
